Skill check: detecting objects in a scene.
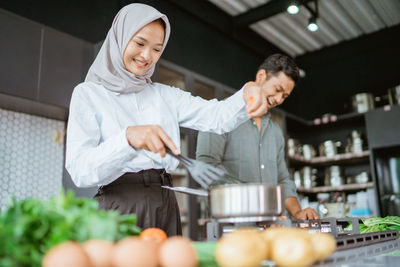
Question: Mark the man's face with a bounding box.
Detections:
[123,20,165,76]
[256,70,295,109]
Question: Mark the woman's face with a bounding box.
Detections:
[123,20,165,76]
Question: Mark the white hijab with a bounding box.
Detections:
[85,3,171,93]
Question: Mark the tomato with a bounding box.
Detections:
[140,228,168,243]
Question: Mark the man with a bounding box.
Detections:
[196,53,318,220]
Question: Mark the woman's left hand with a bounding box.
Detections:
[243,82,269,118]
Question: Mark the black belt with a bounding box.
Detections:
[102,169,172,188]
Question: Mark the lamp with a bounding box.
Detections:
[305,0,319,32]
[307,16,318,32]
[287,1,300,14]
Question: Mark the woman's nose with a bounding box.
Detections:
[141,48,151,60]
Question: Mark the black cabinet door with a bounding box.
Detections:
[365,105,400,149]
[38,28,93,108]
[0,10,41,100]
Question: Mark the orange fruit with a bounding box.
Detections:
[140,228,168,243]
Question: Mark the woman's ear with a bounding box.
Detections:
[255,69,267,84]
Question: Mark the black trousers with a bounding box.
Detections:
[94,169,182,236]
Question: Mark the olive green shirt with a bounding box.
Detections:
[196,114,297,200]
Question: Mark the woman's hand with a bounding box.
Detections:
[126,125,178,157]
[243,81,269,118]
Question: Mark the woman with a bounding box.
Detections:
[65,3,268,236]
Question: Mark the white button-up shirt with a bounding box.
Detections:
[66,81,247,188]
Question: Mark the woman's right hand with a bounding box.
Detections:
[126,125,179,157]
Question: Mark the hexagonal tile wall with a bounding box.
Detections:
[0,108,65,210]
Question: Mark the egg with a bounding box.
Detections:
[112,237,159,267]
[159,236,197,267]
[82,239,114,267]
[42,241,92,267]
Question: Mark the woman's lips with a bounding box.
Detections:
[133,59,148,69]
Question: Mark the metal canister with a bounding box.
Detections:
[352,93,374,113]
[324,165,344,187]
[302,144,316,160]
[388,85,400,106]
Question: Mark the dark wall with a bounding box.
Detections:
[283,25,400,120]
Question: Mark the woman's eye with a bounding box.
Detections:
[153,49,161,52]
[136,42,144,46]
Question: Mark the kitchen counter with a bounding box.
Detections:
[316,239,400,266]
[260,239,400,267]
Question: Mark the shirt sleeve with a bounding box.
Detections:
[65,85,137,188]
[160,84,249,134]
[277,133,298,200]
[196,131,228,171]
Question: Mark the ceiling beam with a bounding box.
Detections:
[233,0,315,28]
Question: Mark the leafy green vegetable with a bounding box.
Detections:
[0,190,141,267]
[344,216,400,234]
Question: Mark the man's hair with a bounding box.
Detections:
[258,53,300,84]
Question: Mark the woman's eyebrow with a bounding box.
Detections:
[135,36,163,46]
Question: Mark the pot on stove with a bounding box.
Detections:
[163,183,284,222]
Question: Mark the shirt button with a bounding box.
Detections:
[261,164,265,169]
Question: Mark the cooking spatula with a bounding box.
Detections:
[165,147,242,189]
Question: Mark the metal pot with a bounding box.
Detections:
[352,93,374,113]
[163,183,283,222]
[209,183,283,222]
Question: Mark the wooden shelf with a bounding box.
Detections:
[288,150,370,167]
[297,182,374,194]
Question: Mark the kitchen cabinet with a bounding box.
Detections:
[38,27,93,107]
[0,9,93,108]
[366,105,400,217]
[284,110,376,218]
[0,10,41,100]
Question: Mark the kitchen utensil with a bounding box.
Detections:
[161,185,208,196]
[352,93,374,113]
[325,165,344,187]
[165,147,241,189]
[162,183,284,221]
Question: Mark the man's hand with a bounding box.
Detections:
[243,82,269,118]
[126,125,178,157]
[293,208,320,220]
